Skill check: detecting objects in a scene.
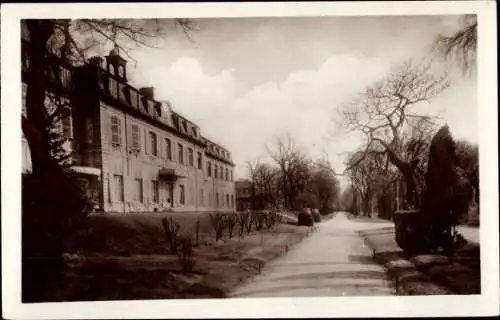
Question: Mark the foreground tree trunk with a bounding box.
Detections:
[24,20,56,174]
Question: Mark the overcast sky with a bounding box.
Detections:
[105,15,477,188]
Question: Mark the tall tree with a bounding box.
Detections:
[308,160,341,213]
[266,133,312,210]
[341,59,449,208]
[455,139,479,204]
[346,151,383,216]
[246,161,279,210]
[433,15,477,73]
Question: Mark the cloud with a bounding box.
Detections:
[128,52,476,190]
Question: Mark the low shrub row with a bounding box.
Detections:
[160,211,286,273]
[210,210,284,241]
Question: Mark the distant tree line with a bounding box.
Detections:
[244,134,341,214]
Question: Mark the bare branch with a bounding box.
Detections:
[433,15,477,73]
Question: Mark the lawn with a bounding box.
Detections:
[25,211,314,302]
[360,227,481,295]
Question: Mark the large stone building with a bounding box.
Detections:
[22,34,236,213]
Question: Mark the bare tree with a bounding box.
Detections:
[341,59,449,208]
[266,133,298,209]
[433,15,477,73]
[346,151,379,216]
[266,133,313,210]
[309,160,341,213]
[254,164,279,209]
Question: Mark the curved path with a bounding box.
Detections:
[229,212,395,297]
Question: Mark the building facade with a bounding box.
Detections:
[235,179,252,211]
[22,36,236,213]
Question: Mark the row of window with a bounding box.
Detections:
[112,174,234,208]
[111,115,233,180]
[206,161,233,181]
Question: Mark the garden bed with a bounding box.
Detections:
[24,212,313,302]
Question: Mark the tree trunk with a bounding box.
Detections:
[403,170,417,208]
[385,147,419,208]
[362,196,370,217]
[24,21,56,174]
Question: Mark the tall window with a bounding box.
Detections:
[197,152,202,169]
[226,194,230,207]
[214,165,218,179]
[178,143,184,164]
[113,174,124,201]
[216,192,219,207]
[179,185,185,205]
[131,124,140,151]
[111,116,121,147]
[165,138,172,160]
[230,170,233,182]
[220,165,224,179]
[225,168,229,181]
[231,195,234,208]
[207,161,212,177]
[149,132,158,156]
[85,118,94,144]
[134,178,143,202]
[188,148,194,166]
[152,180,159,202]
[62,107,72,139]
[199,189,204,206]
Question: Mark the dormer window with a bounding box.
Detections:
[141,96,149,112]
[118,65,124,78]
[192,127,198,137]
[172,114,179,129]
[182,120,188,133]
[122,85,131,102]
[154,102,162,117]
[105,45,128,82]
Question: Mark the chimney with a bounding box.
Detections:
[139,87,155,100]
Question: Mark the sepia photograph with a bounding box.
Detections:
[1,1,498,319]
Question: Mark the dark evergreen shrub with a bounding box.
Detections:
[297,212,314,226]
[22,167,92,300]
[421,125,470,253]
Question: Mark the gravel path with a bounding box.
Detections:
[229,212,395,297]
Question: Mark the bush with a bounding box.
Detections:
[161,217,181,253]
[238,211,250,236]
[313,213,321,223]
[176,235,195,273]
[209,213,225,241]
[22,168,92,300]
[312,208,321,222]
[265,211,279,229]
[224,214,238,239]
[297,212,314,226]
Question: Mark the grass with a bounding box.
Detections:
[360,226,481,295]
[25,212,314,302]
